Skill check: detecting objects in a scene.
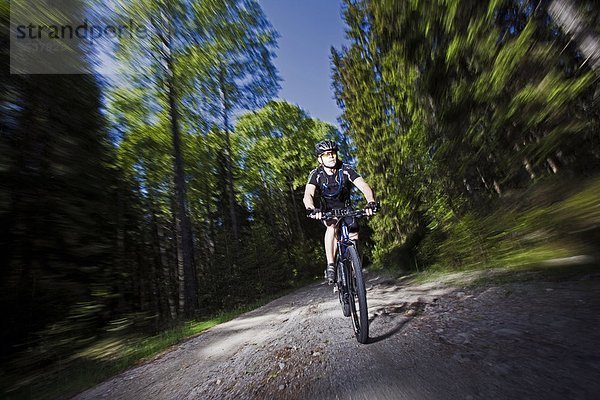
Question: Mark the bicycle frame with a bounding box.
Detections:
[334,219,354,299]
[320,207,375,344]
[322,209,363,276]
[336,218,355,265]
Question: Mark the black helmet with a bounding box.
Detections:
[315,140,339,157]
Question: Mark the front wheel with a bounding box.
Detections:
[346,245,369,343]
[337,259,351,317]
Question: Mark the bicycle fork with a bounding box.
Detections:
[335,224,351,299]
[335,243,349,296]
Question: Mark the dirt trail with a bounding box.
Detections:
[74,268,600,400]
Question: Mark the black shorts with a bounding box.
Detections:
[323,216,359,233]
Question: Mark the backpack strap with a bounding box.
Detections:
[320,163,345,198]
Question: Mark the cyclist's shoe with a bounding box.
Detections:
[325,263,336,285]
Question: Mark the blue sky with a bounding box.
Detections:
[260,0,348,128]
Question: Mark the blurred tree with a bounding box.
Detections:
[332,0,599,267]
[181,0,280,242]
[108,85,180,323]
[235,100,343,280]
[548,0,600,72]
[107,0,280,314]
[0,2,120,361]
[109,0,204,316]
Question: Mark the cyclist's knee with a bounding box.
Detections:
[324,222,336,234]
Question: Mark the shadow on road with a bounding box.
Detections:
[367,316,411,344]
[366,299,429,344]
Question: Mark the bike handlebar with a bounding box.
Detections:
[319,207,376,220]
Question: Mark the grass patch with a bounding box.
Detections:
[413,175,600,275]
[407,259,600,288]
[402,176,600,287]
[1,292,292,400]
[463,261,600,287]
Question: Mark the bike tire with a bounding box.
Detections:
[337,260,351,317]
[346,245,369,343]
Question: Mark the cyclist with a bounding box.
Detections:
[303,140,377,284]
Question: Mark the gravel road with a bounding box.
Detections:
[74,268,600,400]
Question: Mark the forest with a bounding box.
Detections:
[1,0,599,397]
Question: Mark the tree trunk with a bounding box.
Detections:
[523,158,536,180]
[548,0,600,71]
[547,157,560,174]
[171,194,185,317]
[219,65,240,243]
[289,182,305,241]
[163,29,198,317]
[150,197,177,323]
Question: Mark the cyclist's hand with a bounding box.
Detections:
[306,208,322,220]
[365,201,379,216]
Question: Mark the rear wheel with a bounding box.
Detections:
[346,246,369,343]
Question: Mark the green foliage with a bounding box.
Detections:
[2,0,288,394]
[235,101,344,280]
[1,298,280,400]
[418,176,600,273]
[0,43,124,392]
[333,0,600,268]
[180,0,280,117]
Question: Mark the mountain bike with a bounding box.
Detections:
[321,207,375,344]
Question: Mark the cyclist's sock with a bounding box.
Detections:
[326,263,336,284]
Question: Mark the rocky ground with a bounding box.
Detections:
[74,264,600,400]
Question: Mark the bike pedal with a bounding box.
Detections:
[333,286,338,294]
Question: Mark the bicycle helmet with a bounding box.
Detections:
[315,140,339,157]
